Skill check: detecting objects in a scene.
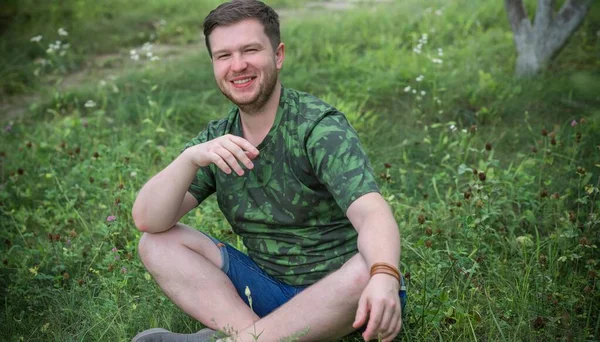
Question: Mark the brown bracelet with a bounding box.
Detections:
[370,262,401,282]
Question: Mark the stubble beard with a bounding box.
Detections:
[219,61,279,115]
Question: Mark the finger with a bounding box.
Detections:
[383,305,402,342]
[214,147,245,176]
[227,135,260,158]
[222,139,255,170]
[208,152,232,174]
[377,304,393,340]
[362,303,383,341]
[352,296,367,329]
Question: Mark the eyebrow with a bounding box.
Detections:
[212,42,264,56]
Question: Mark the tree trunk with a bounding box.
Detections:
[504,0,593,77]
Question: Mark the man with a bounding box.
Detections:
[132,1,406,341]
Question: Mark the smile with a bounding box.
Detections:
[230,76,256,88]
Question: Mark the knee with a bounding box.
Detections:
[344,257,371,298]
[137,225,180,266]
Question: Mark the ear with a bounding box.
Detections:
[275,42,285,70]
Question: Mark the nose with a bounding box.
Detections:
[230,54,248,73]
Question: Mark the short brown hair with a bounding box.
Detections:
[203,1,281,57]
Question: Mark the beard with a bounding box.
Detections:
[218,60,279,115]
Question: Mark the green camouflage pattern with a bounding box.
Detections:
[183,87,380,286]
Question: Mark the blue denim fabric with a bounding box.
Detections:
[203,233,407,319]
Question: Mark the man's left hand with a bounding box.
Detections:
[352,274,402,341]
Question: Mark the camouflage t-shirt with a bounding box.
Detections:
[183,86,379,286]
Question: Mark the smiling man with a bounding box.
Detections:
[131,1,406,341]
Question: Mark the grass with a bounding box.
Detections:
[1,0,600,341]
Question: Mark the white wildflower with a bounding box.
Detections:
[142,42,153,51]
[412,89,417,94]
[150,56,160,61]
[33,68,40,76]
[416,96,422,101]
[84,100,96,108]
[432,58,443,64]
[146,51,153,58]
[438,48,444,56]
[131,54,139,61]
[59,50,66,56]
[62,43,70,50]
[99,80,107,87]
[30,35,43,42]
[404,86,411,92]
[58,28,68,36]
[449,124,457,132]
[435,9,443,16]
[130,171,137,177]
[130,49,137,55]
[420,90,426,96]
[416,75,424,82]
[439,110,443,114]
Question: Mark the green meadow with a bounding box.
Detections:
[1,0,599,340]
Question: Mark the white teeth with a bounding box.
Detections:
[233,78,252,84]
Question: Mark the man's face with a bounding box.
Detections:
[209,19,284,112]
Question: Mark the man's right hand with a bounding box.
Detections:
[184,134,259,176]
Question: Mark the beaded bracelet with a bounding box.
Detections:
[370,262,401,282]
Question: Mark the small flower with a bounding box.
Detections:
[99,80,107,87]
[112,247,118,252]
[84,100,96,108]
[571,120,577,127]
[30,35,43,42]
[106,215,116,222]
[131,54,140,61]
[130,171,138,177]
[420,90,426,96]
[416,75,424,82]
[418,214,426,225]
[425,227,433,236]
[121,267,127,273]
[58,28,68,36]
[541,129,548,137]
[150,56,160,61]
[435,9,442,16]
[404,86,411,92]
[4,124,12,132]
[478,172,486,182]
[425,240,433,248]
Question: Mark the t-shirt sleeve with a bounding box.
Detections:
[181,129,216,205]
[305,112,380,212]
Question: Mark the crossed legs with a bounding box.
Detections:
[138,223,370,341]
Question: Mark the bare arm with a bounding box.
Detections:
[347,192,402,342]
[132,134,259,233]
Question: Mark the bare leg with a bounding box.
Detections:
[138,223,259,333]
[224,253,372,342]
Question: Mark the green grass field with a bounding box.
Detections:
[1,0,599,340]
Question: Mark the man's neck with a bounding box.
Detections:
[239,83,282,146]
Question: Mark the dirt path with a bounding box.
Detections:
[0,0,390,122]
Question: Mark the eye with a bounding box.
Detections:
[217,54,230,60]
[245,48,258,53]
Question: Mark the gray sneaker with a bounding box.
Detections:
[132,327,219,342]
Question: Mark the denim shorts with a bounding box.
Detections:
[203,233,407,319]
